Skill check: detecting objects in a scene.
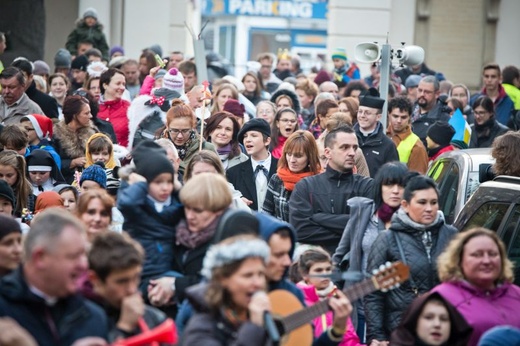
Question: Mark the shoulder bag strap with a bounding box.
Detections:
[392,231,419,296]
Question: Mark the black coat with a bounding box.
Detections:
[26,81,59,119]
[0,267,108,346]
[469,119,509,148]
[226,157,278,211]
[363,209,457,343]
[355,122,399,178]
[289,165,374,254]
[411,101,451,147]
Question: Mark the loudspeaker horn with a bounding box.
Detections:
[396,45,425,66]
[354,42,381,63]
[112,318,178,346]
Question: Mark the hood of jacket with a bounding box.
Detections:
[391,207,445,234]
[390,291,473,346]
[256,212,296,259]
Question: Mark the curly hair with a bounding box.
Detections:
[437,227,514,283]
[492,131,520,176]
[295,78,319,100]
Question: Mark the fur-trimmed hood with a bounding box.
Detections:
[53,121,98,159]
[126,95,167,150]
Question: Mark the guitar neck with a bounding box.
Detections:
[280,277,377,334]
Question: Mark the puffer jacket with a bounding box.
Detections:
[117,181,183,294]
[65,20,109,60]
[363,208,457,343]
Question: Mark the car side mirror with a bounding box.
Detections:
[479,163,496,183]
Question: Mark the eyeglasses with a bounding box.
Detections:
[474,110,490,116]
[168,128,191,136]
[279,118,297,124]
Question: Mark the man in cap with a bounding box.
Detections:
[354,88,399,178]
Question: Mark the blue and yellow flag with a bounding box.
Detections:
[449,109,472,146]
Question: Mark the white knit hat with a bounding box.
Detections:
[163,68,185,95]
[201,238,270,279]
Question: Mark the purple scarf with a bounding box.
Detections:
[377,202,399,223]
[175,216,220,249]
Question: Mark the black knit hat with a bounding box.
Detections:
[0,214,21,240]
[359,87,385,110]
[427,121,456,146]
[0,180,15,209]
[237,118,271,144]
[132,140,174,183]
[71,55,89,72]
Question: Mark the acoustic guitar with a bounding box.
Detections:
[269,261,409,346]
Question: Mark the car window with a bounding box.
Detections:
[503,205,520,285]
[466,172,480,201]
[437,163,460,225]
[461,202,510,232]
[429,160,450,183]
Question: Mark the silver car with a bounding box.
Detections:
[427,148,494,224]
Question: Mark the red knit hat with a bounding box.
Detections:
[21,114,53,140]
[223,99,245,118]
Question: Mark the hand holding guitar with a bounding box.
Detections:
[329,290,353,332]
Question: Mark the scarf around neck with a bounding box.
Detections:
[175,214,220,249]
[377,202,400,223]
[174,131,196,160]
[277,167,315,191]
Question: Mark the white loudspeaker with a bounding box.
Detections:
[396,45,425,66]
[354,43,381,63]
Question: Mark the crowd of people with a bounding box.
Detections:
[0,7,520,346]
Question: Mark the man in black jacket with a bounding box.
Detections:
[0,209,108,345]
[354,88,399,178]
[11,57,59,119]
[290,125,374,254]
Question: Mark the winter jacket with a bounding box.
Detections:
[93,117,118,144]
[469,119,509,148]
[428,145,455,162]
[262,173,291,222]
[289,165,374,254]
[364,209,457,343]
[411,102,451,147]
[98,98,130,147]
[117,181,183,293]
[26,81,59,119]
[178,135,216,178]
[355,122,399,178]
[471,85,515,126]
[297,283,362,346]
[52,121,97,184]
[503,83,520,110]
[181,283,269,346]
[65,20,109,60]
[390,291,472,346]
[95,298,167,343]
[0,267,108,345]
[387,125,428,174]
[432,281,520,346]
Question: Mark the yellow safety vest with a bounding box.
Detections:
[397,132,420,163]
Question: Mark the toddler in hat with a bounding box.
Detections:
[20,114,61,169]
[426,121,456,161]
[65,7,109,61]
[84,133,120,196]
[331,47,361,86]
[117,140,184,295]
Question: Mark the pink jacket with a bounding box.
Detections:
[432,281,520,346]
[297,283,362,346]
[139,75,154,96]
